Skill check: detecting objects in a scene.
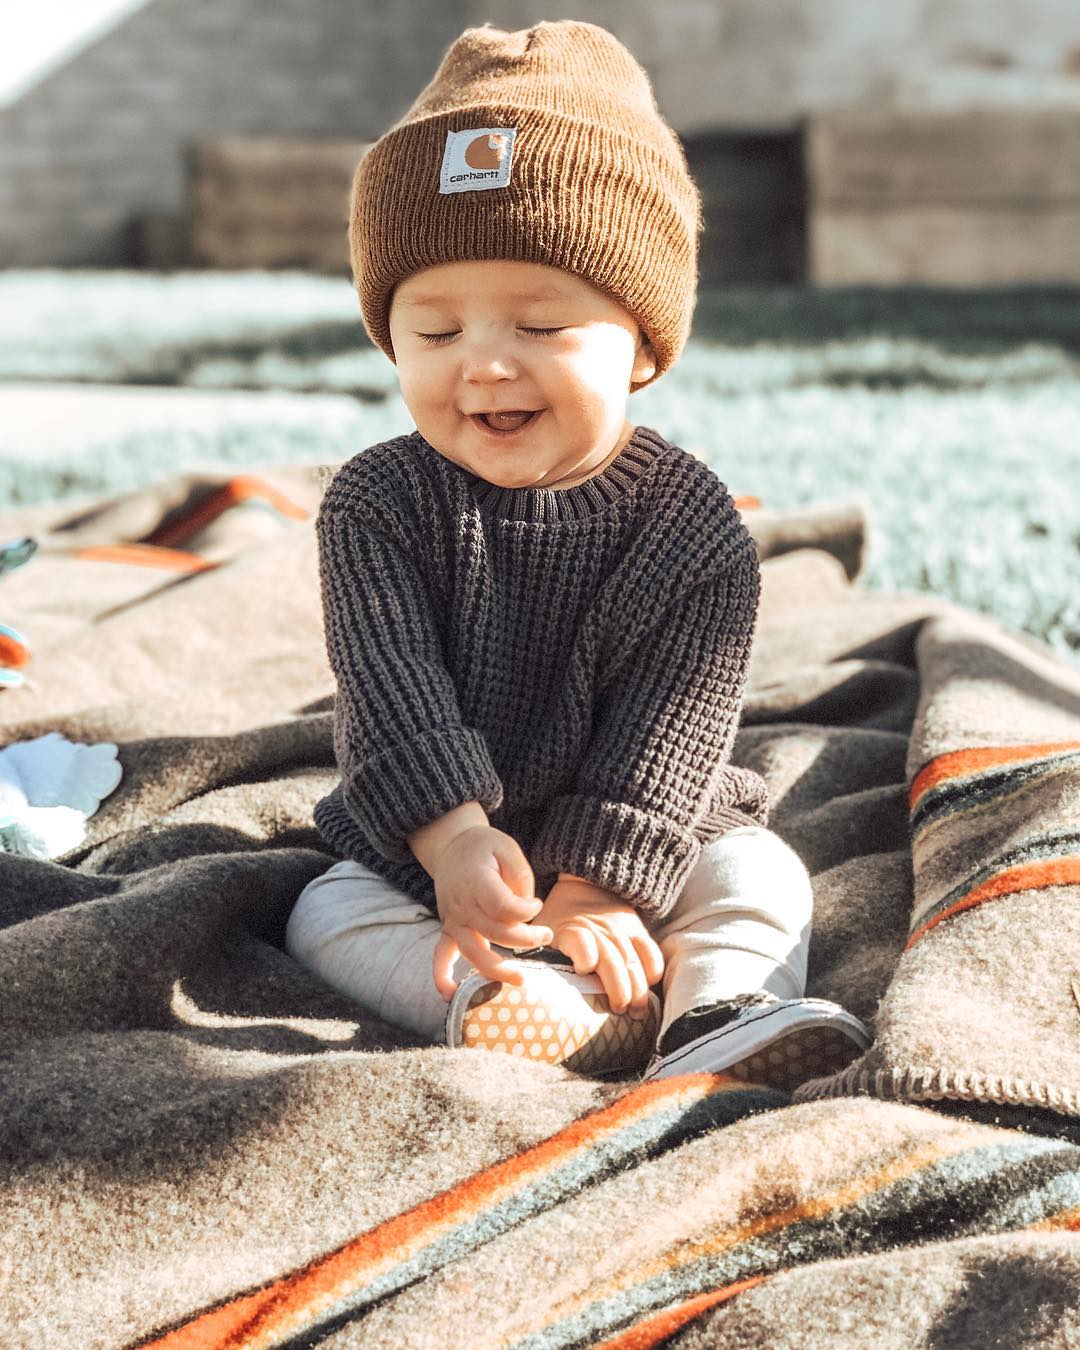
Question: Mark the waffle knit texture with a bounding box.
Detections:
[313,425,768,922]
[348,19,702,389]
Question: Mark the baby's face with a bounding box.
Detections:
[387,260,656,490]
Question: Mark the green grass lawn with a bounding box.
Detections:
[0,271,1076,663]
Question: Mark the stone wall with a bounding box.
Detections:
[0,0,470,266]
[478,0,1080,133]
[2,0,1078,268]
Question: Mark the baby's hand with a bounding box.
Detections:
[431,826,554,1000]
[536,876,665,1016]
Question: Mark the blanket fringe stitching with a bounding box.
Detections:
[792,1064,1080,1118]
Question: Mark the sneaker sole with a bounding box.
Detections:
[724,1022,867,1092]
[643,1000,871,1090]
[447,964,660,1076]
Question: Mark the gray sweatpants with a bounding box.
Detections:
[285,825,812,1043]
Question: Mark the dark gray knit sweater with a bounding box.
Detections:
[313,424,768,923]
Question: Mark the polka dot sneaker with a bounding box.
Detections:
[445,958,661,1077]
[641,991,871,1091]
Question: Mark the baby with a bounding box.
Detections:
[286,19,870,1088]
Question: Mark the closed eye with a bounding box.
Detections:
[417,327,565,345]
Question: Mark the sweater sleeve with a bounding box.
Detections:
[317,503,503,863]
[529,545,766,922]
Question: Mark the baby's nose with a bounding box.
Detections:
[464,358,517,381]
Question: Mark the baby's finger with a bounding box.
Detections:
[483,919,555,951]
[432,930,463,1001]
[618,948,652,1016]
[594,925,650,1014]
[475,878,543,925]
[592,932,634,1014]
[455,926,529,986]
[492,835,536,903]
[557,922,600,976]
[631,932,666,987]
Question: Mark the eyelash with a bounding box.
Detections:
[417,327,564,345]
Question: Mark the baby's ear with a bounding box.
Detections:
[631,331,657,388]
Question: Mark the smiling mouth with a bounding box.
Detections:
[471,410,542,435]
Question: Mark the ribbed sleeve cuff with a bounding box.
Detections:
[708,804,763,833]
[530,795,702,922]
[341,725,503,863]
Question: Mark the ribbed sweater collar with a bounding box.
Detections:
[417,425,670,523]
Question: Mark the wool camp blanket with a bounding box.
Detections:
[0,465,1078,1348]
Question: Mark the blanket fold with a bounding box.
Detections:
[794,609,1080,1117]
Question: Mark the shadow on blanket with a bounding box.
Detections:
[0,467,1077,1348]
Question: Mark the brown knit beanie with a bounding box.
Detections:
[348,20,702,391]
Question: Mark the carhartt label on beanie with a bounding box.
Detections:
[349,19,702,389]
[439,127,518,194]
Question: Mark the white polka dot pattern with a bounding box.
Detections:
[459,978,660,1076]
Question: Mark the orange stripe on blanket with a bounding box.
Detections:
[143,1074,743,1350]
[909,742,1080,811]
[906,856,1080,949]
[1026,1203,1080,1233]
[71,544,217,573]
[524,1140,956,1338]
[146,475,309,548]
[593,1274,771,1350]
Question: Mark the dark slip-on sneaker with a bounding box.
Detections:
[642,991,871,1091]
